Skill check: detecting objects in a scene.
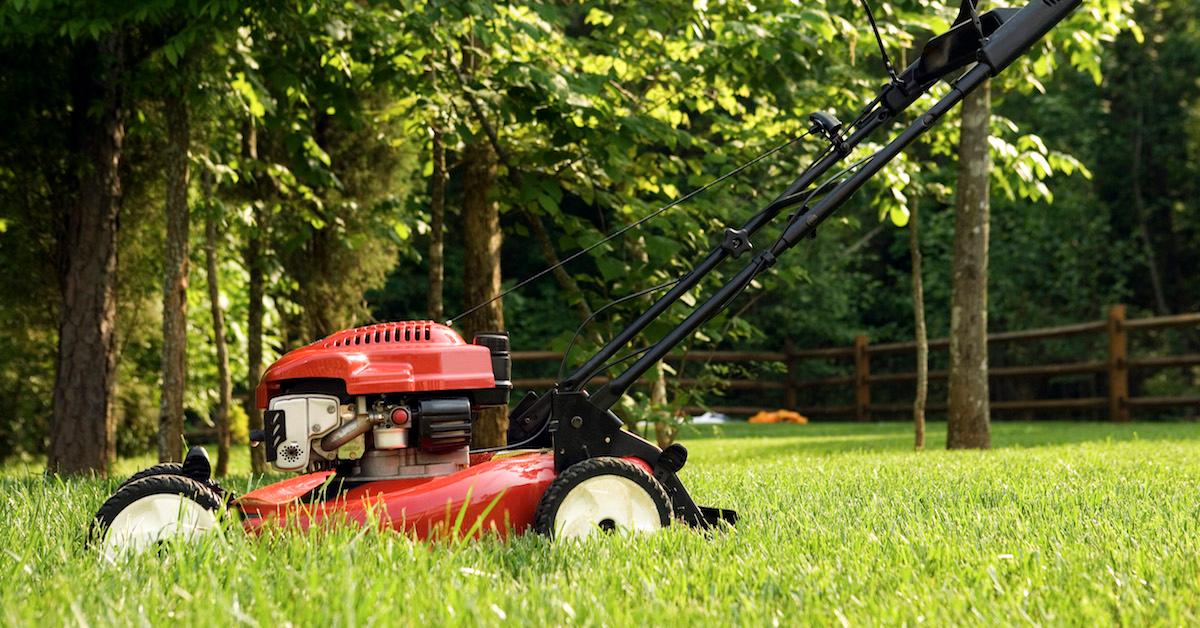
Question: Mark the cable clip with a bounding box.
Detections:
[809,111,845,154]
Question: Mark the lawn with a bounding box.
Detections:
[2,421,1198,625]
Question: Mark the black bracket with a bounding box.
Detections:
[721,227,752,258]
[955,0,987,45]
[551,391,657,470]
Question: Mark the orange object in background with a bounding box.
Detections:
[748,409,809,424]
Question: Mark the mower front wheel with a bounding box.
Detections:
[89,475,227,558]
[534,457,671,540]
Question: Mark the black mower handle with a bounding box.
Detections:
[983,0,1082,75]
[587,0,1083,410]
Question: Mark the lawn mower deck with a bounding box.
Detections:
[234,451,681,540]
[236,451,557,539]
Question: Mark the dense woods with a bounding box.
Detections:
[1,1,1191,474]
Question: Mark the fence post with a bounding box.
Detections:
[1107,304,1130,422]
[854,335,871,422]
[784,339,797,411]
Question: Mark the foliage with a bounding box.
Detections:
[0,0,1194,460]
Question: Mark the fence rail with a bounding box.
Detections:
[511,306,1200,420]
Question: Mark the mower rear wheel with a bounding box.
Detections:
[89,475,226,558]
[534,457,671,540]
[116,449,229,498]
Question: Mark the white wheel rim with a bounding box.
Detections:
[554,474,662,539]
[102,493,217,559]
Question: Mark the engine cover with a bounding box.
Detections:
[255,321,497,408]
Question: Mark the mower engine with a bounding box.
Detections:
[252,321,511,481]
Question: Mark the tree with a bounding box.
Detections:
[48,31,129,475]
[1,0,254,473]
[427,119,447,322]
[158,78,191,463]
[244,208,267,473]
[203,193,233,477]
[0,0,1164,466]
[909,194,928,451]
[460,138,507,447]
[947,81,992,450]
[238,120,268,474]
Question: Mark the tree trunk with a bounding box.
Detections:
[245,234,265,473]
[1131,104,1169,315]
[947,80,992,450]
[296,225,342,339]
[158,90,190,463]
[523,207,593,323]
[242,119,266,474]
[205,197,233,477]
[449,54,592,325]
[49,33,127,476]
[909,195,927,451]
[428,124,446,321]
[461,140,507,448]
[243,232,265,475]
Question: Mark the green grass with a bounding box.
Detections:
[2,421,1198,625]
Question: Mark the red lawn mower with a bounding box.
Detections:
[90,0,1082,555]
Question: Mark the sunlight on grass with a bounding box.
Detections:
[1,421,1197,624]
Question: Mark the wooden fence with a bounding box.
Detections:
[511,305,1200,421]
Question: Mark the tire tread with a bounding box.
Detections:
[119,462,185,489]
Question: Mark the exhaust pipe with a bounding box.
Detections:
[320,414,376,451]
[321,397,380,450]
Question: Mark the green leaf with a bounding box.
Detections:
[231,73,266,118]
[596,256,627,282]
[536,191,558,215]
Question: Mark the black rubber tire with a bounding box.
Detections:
[533,456,672,539]
[118,463,185,490]
[88,474,225,548]
[117,461,231,499]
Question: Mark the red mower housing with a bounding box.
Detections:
[238,453,560,539]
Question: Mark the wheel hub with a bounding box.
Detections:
[102,493,217,559]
